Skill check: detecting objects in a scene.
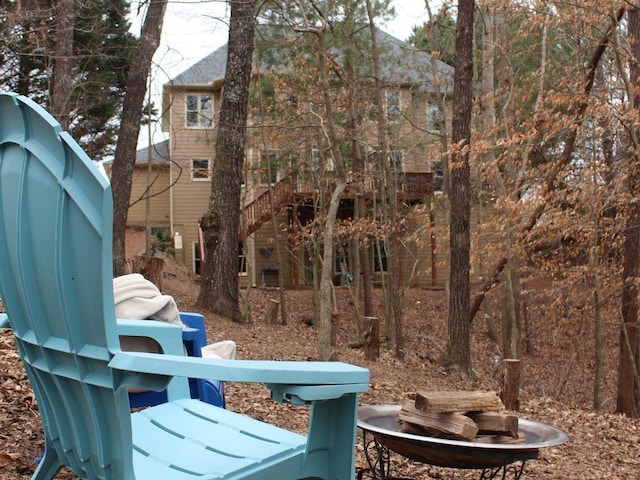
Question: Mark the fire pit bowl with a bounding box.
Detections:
[358,404,568,470]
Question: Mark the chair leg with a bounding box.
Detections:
[306,393,360,480]
[31,443,62,480]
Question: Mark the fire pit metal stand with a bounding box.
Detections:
[357,405,568,480]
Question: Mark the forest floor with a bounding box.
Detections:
[0,229,639,479]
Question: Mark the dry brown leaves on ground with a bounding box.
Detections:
[1,244,639,479]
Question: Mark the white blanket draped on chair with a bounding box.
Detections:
[115,273,235,359]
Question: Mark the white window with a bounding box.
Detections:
[186,94,213,128]
[191,158,211,180]
[427,101,442,134]
[386,90,400,122]
[238,242,248,276]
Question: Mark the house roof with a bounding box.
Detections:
[373,29,454,89]
[169,44,229,86]
[135,139,170,165]
[165,26,454,91]
[103,139,169,167]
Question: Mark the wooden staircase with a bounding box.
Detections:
[243,172,297,236]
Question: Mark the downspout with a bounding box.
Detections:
[168,90,175,236]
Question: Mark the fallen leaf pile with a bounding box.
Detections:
[0,230,638,479]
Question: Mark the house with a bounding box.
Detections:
[124,139,171,231]
[134,26,455,288]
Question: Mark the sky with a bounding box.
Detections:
[133,0,435,147]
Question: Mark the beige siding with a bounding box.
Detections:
[168,88,221,272]
[127,165,171,227]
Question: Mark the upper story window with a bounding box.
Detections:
[386,90,400,122]
[427,100,442,134]
[191,158,211,180]
[186,94,213,128]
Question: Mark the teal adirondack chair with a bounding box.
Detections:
[0,92,369,480]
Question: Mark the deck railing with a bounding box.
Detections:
[242,171,434,235]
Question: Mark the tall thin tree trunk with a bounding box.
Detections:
[494,4,522,367]
[313,27,348,361]
[111,0,168,276]
[592,255,603,411]
[266,161,288,325]
[425,0,450,196]
[345,59,369,333]
[196,0,255,322]
[479,4,500,344]
[617,6,640,418]
[50,0,74,130]
[444,0,474,374]
[366,0,404,359]
[254,58,288,325]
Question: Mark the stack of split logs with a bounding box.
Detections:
[399,391,524,443]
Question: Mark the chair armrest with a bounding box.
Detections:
[0,314,9,329]
[116,319,190,400]
[267,383,369,404]
[109,351,369,402]
[116,318,183,340]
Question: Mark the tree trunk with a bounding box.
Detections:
[479,5,500,345]
[318,179,347,360]
[502,265,522,361]
[617,6,640,418]
[425,1,450,196]
[50,0,74,130]
[130,255,165,289]
[263,121,287,326]
[443,0,474,374]
[111,0,168,276]
[196,0,255,322]
[593,269,603,411]
[366,0,404,359]
[313,25,348,361]
[345,57,371,334]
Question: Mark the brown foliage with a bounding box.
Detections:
[1,236,639,478]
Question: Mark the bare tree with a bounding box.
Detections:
[50,0,74,130]
[311,25,348,361]
[443,0,474,374]
[365,0,404,359]
[196,0,256,322]
[111,0,168,276]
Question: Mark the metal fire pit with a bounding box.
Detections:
[357,404,568,480]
